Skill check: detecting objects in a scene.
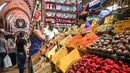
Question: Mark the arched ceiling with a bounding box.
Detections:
[0,0,36,34]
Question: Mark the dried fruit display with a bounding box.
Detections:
[87,32,130,58]
[66,54,130,73]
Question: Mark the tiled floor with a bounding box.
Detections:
[1,64,28,73]
[1,66,27,73]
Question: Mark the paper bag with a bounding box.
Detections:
[4,55,12,68]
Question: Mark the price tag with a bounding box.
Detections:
[114,20,130,33]
[80,24,85,28]
[72,25,78,30]
[91,20,97,27]
[91,26,98,33]
[68,27,71,32]
[63,28,66,32]
[78,28,82,34]
[67,27,72,34]
[104,16,111,24]
[104,15,114,24]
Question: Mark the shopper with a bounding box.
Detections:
[7,34,16,66]
[16,32,27,73]
[28,24,45,73]
[44,21,59,40]
[78,12,91,28]
[0,29,8,72]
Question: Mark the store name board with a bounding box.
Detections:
[114,20,130,33]
[89,0,101,8]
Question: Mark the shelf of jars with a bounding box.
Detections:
[44,0,78,26]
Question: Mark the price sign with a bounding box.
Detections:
[67,27,72,34]
[80,24,85,28]
[63,28,66,32]
[67,27,71,31]
[78,28,83,34]
[114,20,130,33]
[91,20,97,27]
[91,26,98,33]
[104,15,114,24]
[72,25,78,30]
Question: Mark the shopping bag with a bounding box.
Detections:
[4,55,12,68]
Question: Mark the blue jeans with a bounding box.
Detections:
[17,52,26,73]
[0,52,6,69]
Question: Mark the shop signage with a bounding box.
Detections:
[34,11,41,21]
[89,0,101,8]
[15,19,27,28]
[114,20,130,33]
[91,19,98,33]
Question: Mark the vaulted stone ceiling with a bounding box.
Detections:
[0,0,36,35]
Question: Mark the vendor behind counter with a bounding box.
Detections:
[78,12,91,28]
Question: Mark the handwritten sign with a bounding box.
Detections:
[72,25,78,30]
[91,26,98,33]
[67,27,71,31]
[104,15,114,24]
[77,28,83,34]
[114,20,130,33]
[91,20,97,27]
[80,24,85,28]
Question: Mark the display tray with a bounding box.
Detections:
[88,50,130,63]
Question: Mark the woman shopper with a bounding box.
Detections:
[16,32,28,73]
[28,24,45,73]
[0,29,8,72]
[7,34,16,66]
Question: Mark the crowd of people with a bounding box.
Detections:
[0,21,59,73]
[0,12,90,73]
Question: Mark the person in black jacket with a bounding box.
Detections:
[16,32,27,73]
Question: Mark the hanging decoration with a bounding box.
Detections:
[15,19,27,28]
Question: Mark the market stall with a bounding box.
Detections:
[29,0,130,73]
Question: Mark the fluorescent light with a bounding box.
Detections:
[0,2,7,12]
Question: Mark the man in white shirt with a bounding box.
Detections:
[44,21,59,40]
